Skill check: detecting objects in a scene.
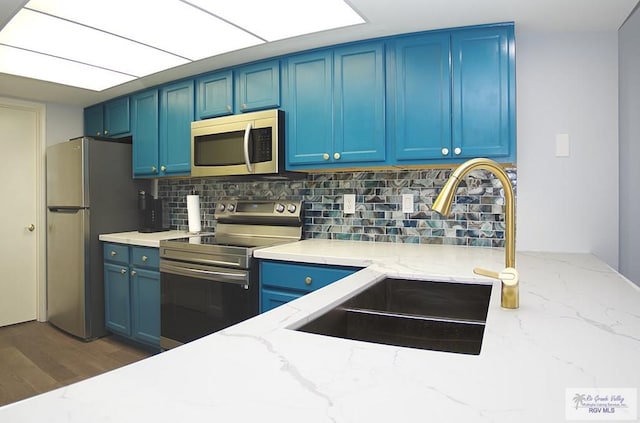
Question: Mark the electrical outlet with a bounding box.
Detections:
[402,194,413,213]
[344,194,356,214]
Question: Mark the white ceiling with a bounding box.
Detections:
[1,0,638,107]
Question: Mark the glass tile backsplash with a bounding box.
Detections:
[157,167,516,247]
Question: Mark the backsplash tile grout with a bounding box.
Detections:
[158,167,516,248]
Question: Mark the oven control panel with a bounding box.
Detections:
[214,200,303,222]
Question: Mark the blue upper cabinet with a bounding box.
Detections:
[391,32,452,161]
[235,60,280,112]
[131,89,159,177]
[285,50,333,166]
[451,25,514,161]
[196,70,233,119]
[389,23,515,165]
[285,42,386,169]
[334,43,386,164]
[159,80,194,176]
[84,97,130,138]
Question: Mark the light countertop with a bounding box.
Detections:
[99,230,195,247]
[2,239,639,422]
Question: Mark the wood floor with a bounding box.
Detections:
[0,321,153,407]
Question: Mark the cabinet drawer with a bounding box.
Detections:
[103,243,129,265]
[131,247,159,269]
[260,261,359,293]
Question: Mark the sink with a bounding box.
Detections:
[296,278,492,355]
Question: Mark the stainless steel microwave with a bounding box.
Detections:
[191,109,284,177]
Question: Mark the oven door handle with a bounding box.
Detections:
[243,122,254,173]
[160,262,249,287]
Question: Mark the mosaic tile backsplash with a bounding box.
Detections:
[157,168,517,247]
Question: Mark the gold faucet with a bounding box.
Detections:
[431,158,519,309]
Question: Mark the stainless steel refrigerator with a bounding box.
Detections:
[46,137,142,340]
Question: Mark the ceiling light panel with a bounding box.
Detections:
[0,45,136,91]
[187,0,366,41]
[25,0,264,60]
[0,9,189,77]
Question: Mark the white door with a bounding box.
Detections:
[0,102,38,326]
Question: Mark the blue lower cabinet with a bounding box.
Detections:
[103,243,160,349]
[104,262,132,336]
[130,268,160,346]
[259,260,361,313]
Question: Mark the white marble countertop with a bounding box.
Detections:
[99,230,195,247]
[2,239,639,422]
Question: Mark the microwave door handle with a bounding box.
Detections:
[243,122,254,173]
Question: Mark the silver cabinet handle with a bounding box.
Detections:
[454,147,462,155]
[142,255,148,262]
[120,268,126,275]
[110,251,117,256]
[333,152,341,160]
[323,153,329,160]
[27,224,35,232]
[131,270,137,276]
[304,276,312,285]
[441,147,449,155]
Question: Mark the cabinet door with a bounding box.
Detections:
[451,26,514,160]
[285,50,333,166]
[261,289,300,313]
[334,42,386,164]
[393,33,452,161]
[84,104,103,137]
[160,80,194,176]
[104,97,130,136]
[104,262,131,336]
[131,268,160,347]
[196,70,233,119]
[131,89,160,177]
[236,60,280,112]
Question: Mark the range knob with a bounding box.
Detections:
[275,203,285,213]
[227,203,235,212]
[287,204,297,213]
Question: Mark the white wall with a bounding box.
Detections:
[619,8,640,284]
[515,29,620,269]
[44,102,82,146]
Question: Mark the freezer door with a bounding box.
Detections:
[46,138,87,207]
[47,208,88,338]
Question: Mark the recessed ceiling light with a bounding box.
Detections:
[0,45,136,91]
[0,0,365,91]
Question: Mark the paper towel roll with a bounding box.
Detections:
[187,195,201,233]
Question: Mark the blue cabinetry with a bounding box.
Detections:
[84,97,130,137]
[131,80,193,178]
[196,70,233,119]
[235,60,280,112]
[451,26,514,161]
[285,42,386,169]
[159,80,194,176]
[260,260,360,313]
[389,24,515,164]
[103,243,160,350]
[131,89,159,177]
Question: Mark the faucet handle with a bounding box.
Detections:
[474,267,519,309]
[473,267,499,279]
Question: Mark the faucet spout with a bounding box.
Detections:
[431,158,518,308]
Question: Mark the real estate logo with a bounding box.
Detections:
[566,388,637,421]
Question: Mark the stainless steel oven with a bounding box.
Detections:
[159,200,302,350]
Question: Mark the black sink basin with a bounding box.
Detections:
[296,278,492,355]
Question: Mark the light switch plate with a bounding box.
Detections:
[344,194,356,214]
[402,194,413,213]
[556,133,570,157]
